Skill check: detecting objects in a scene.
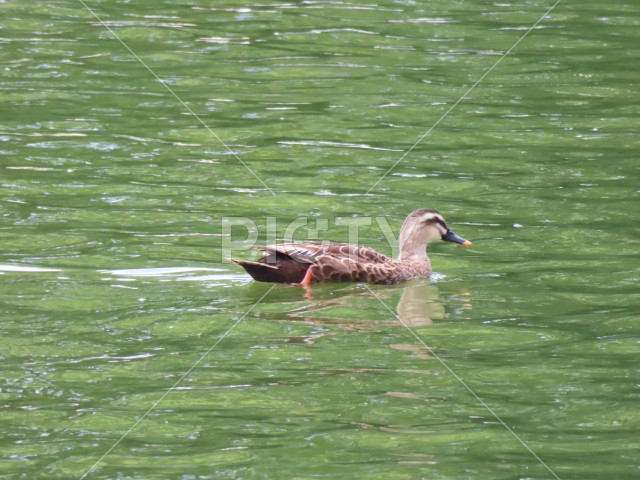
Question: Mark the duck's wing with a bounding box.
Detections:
[260,242,325,264]
[261,241,390,264]
[283,242,398,284]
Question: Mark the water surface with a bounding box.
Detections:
[1,1,639,479]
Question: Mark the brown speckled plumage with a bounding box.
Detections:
[232,209,471,285]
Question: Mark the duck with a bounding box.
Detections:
[232,208,471,288]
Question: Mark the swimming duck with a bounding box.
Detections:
[232,208,471,287]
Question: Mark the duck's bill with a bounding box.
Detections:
[442,229,472,246]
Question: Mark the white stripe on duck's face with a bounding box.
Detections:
[418,211,448,242]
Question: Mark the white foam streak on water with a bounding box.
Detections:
[0,264,61,273]
[101,267,227,277]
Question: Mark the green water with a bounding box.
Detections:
[1,1,639,479]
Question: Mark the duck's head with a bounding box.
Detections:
[398,208,471,260]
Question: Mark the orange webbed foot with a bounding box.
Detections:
[291,268,314,299]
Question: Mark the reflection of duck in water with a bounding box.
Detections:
[396,282,446,327]
[233,209,471,292]
[275,282,471,346]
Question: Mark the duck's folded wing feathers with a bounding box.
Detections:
[259,242,324,263]
[260,241,390,264]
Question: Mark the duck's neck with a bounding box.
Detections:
[397,220,428,262]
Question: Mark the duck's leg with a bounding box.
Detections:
[291,266,314,299]
[299,267,313,287]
